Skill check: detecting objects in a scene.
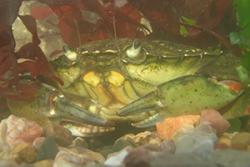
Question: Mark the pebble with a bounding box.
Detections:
[104,146,133,167]
[213,149,250,167]
[174,122,217,156]
[0,160,18,167]
[70,137,89,148]
[231,132,250,150]
[200,109,230,135]
[124,147,151,167]
[46,124,73,147]
[36,137,59,161]
[156,115,200,140]
[34,160,53,167]
[0,115,43,147]
[53,147,105,167]
[114,131,161,148]
[16,144,37,163]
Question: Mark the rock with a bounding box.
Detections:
[156,115,200,140]
[200,109,230,135]
[213,149,250,167]
[123,147,152,167]
[104,147,133,167]
[34,160,53,167]
[36,137,59,161]
[0,160,18,167]
[16,145,37,163]
[46,124,73,147]
[160,140,176,153]
[114,131,161,148]
[0,115,43,147]
[112,136,136,152]
[150,152,216,167]
[231,132,250,150]
[216,133,236,149]
[174,123,217,156]
[33,137,46,150]
[70,137,88,148]
[53,147,104,167]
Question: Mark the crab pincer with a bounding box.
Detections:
[118,75,242,128]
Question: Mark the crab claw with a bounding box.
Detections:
[118,90,164,116]
[118,75,242,128]
[52,95,112,127]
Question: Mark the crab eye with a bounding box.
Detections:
[63,46,78,61]
[123,40,147,64]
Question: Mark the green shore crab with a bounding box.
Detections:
[7,39,250,137]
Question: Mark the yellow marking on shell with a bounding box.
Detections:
[83,71,101,87]
[108,84,131,104]
[107,71,125,87]
[84,83,112,106]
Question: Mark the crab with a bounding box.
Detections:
[6,39,250,137]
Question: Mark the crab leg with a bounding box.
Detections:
[53,96,111,126]
[118,75,242,127]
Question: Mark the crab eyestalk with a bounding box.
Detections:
[118,75,242,127]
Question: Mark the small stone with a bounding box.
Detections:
[71,137,88,148]
[36,137,59,161]
[114,131,161,149]
[33,137,46,150]
[214,149,250,167]
[46,124,73,146]
[231,132,250,150]
[247,145,250,152]
[0,160,18,167]
[200,109,230,135]
[174,123,217,156]
[16,145,37,163]
[34,160,53,167]
[53,147,104,167]
[156,115,200,140]
[124,147,152,167]
[112,136,135,152]
[160,140,176,153]
[216,133,235,149]
[216,136,231,149]
[150,152,216,167]
[0,115,43,147]
[105,146,133,167]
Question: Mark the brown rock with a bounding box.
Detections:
[200,109,230,135]
[46,123,73,146]
[124,147,151,167]
[34,160,53,167]
[231,132,250,150]
[16,145,37,163]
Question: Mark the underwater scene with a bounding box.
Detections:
[0,0,250,166]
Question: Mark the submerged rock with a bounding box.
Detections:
[174,123,217,156]
[53,147,104,167]
[200,109,230,135]
[34,160,53,167]
[231,132,250,150]
[123,147,152,167]
[49,124,73,146]
[104,147,133,167]
[114,131,161,148]
[16,144,37,163]
[150,153,216,167]
[36,137,59,161]
[0,115,43,147]
[213,149,250,167]
[156,115,200,140]
[0,160,18,167]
